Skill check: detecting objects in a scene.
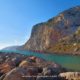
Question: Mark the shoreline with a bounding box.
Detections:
[0,51,80,80]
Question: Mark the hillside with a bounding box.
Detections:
[23,6,80,55]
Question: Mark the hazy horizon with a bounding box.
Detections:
[0,0,80,49]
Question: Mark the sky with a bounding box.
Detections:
[0,0,80,49]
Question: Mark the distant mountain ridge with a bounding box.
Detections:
[2,46,21,51]
[23,6,80,55]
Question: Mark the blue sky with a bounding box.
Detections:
[0,0,80,49]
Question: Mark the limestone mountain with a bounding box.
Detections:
[23,6,80,55]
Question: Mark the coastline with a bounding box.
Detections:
[0,51,80,80]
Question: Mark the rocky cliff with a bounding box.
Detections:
[23,6,80,54]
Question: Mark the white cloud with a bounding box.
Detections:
[14,40,19,45]
[23,35,30,43]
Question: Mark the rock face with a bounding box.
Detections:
[0,52,67,80]
[3,68,26,80]
[59,72,80,80]
[0,52,25,75]
[23,6,80,54]
[0,52,80,80]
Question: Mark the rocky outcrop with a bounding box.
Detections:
[59,72,80,80]
[23,6,80,55]
[0,52,80,80]
[3,68,26,80]
[0,52,68,80]
[0,52,25,75]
